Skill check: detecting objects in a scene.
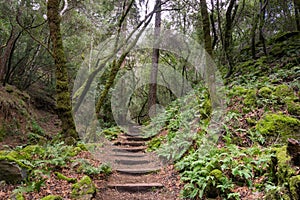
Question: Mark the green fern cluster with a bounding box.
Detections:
[176,144,273,199]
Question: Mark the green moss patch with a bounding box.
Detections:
[71,175,96,199]
[41,195,63,200]
[256,113,300,143]
[289,175,300,200]
[54,172,76,183]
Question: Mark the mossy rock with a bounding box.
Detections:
[258,87,273,98]
[287,101,300,118]
[289,175,300,200]
[270,146,297,185]
[6,145,44,161]
[273,84,296,103]
[256,113,300,143]
[243,89,257,112]
[71,175,96,200]
[0,155,30,184]
[40,195,63,200]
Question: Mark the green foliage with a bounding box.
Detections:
[176,144,273,199]
[75,159,112,176]
[147,136,164,152]
[30,120,45,136]
[99,126,121,140]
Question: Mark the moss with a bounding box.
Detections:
[273,84,296,103]
[264,186,291,200]
[209,169,223,181]
[289,175,300,200]
[7,150,28,160]
[287,101,300,117]
[274,146,296,185]
[0,155,31,170]
[256,113,300,142]
[258,87,273,98]
[76,143,88,151]
[71,175,95,199]
[40,195,63,200]
[205,169,226,198]
[16,192,25,200]
[6,145,44,161]
[242,89,257,113]
[230,86,249,97]
[67,147,82,157]
[54,172,77,183]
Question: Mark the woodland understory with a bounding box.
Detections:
[0,0,300,199]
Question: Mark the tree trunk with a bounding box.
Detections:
[47,0,79,144]
[200,0,213,56]
[0,27,20,86]
[210,0,218,50]
[200,0,218,109]
[259,0,268,56]
[251,10,259,59]
[294,0,300,31]
[148,0,161,117]
[224,0,238,78]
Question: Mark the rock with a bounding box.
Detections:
[0,156,30,184]
[287,138,300,166]
[71,175,96,200]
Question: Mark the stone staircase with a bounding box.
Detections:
[96,126,168,199]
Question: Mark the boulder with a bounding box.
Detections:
[0,156,29,184]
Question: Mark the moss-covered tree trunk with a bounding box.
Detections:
[200,0,212,57]
[47,0,79,144]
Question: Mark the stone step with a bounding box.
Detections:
[107,183,163,192]
[125,132,143,137]
[116,167,161,174]
[115,159,151,165]
[111,153,147,158]
[119,135,150,141]
[112,146,147,153]
[113,141,145,146]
